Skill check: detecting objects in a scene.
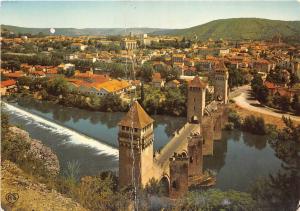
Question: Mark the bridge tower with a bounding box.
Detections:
[187,76,208,123]
[213,62,229,104]
[188,132,203,178]
[118,101,154,188]
[169,153,189,199]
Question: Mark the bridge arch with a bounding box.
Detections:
[190,115,199,124]
[181,150,188,158]
[159,174,170,196]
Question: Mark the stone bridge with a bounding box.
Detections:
[118,67,229,198]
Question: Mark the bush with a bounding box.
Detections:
[224,122,234,130]
[228,109,242,129]
[243,115,267,135]
[176,189,256,210]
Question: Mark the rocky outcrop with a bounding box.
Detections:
[9,126,60,176]
[1,160,87,211]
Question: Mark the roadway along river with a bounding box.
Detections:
[3,98,282,192]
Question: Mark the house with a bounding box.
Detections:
[172,54,186,65]
[57,63,75,74]
[70,79,131,96]
[93,80,131,96]
[165,79,180,88]
[121,39,137,50]
[4,71,25,79]
[183,66,197,76]
[152,72,165,88]
[46,68,59,77]
[184,58,195,67]
[0,79,17,95]
[29,71,46,78]
[196,60,213,71]
[264,81,295,101]
[131,80,142,87]
[71,43,88,51]
[219,48,230,57]
[252,59,274,73]
[73,71,110,83]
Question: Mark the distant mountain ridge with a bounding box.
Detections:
[2,18,300,41]
[1,25,172,36]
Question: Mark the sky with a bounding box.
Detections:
[1,1,300,29]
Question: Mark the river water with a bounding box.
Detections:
[3,98,282,192]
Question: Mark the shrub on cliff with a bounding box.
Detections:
[1,110,54,178]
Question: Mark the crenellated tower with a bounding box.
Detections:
[213,62,229,104]
[187,76,208,123]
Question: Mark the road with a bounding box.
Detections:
[155,123,200,169]
[231,85,300,122]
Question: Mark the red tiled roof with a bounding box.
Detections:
[118,101,154,129]
[31,71,45,76]
[4,71,25,78]
[264,81,277,89]
[276,88,293,98]
[152,72,163,82]
[0,79,16,88]
[189,76,207,89]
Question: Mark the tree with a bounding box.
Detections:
[110,63,126,78]
[139,83,145,105]
[17,76,33,87]
[278,95,290,111]
[46,77,69,96]
[228,68,246,89]
[291,94,300,115]
[251,74,269,103]
[166,67,180,82]
[243,115,267,135]
[3,60,21,71]
[1,73,9,81]
[163,88,186,116]
[100,94,125,112]
[266,68,288,85]
[140,64,154,82]
[289,72,299,87]
[252,117,300,210]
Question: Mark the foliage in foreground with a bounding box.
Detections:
[176,189,255,211]
[251,117,300,211]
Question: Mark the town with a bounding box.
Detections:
[1,2,300,209]
[1,31,300,118]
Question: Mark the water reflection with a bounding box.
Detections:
[15,97,186,149]
[204,130,280,191]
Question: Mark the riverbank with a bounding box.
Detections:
[229,103,299,129]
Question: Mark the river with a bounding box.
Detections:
[2,98,282,192]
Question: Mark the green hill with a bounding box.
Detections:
[2,18,300,41]
[169,18,300,41]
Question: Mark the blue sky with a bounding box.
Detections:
[1,1,300,28]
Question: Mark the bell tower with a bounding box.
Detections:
[187,76,208,123]
[213,62,229,104]
[118,101,154,188]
